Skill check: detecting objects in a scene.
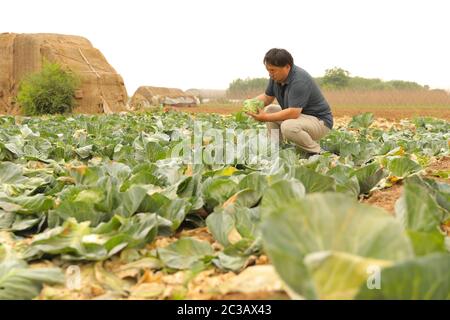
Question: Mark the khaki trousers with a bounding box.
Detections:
[265,105,330,153]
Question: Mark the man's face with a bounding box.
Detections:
[265,63,291,83]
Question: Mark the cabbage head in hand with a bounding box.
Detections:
[242,99,264,113]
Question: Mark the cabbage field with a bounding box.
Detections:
[0,111,449,300]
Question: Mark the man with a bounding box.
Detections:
[246,48,333,155]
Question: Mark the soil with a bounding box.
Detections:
[363,183,403,214]
[425,156,450,172]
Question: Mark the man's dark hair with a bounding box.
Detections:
[263,48,294,67]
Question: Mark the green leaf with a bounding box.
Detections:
[0,212,15,229]
[225,189,261,208]
[106,213,159,249]
[206,208,236,247]
[238,172,269,193]
[176,174,203,209]
[25,219,94,260]
[157,237,214,270]
[348,112,374,129]
[431,170,450,179]
[74,144,94,159]
[144,141,167,162]
[327,165,360,197]
[202,177,238,209]
[115,185,149,217]
[304,251,392,300]
[121,171,162,191]
[0,194,54,215]
[11,215,44,232]
[406,230,447,256]
[94,261,129,295]
[0,199,24,213]
[233,206,260,239]
[113,144,134,162]
[104,162,131,185]
[138,192,170,214]
[158,198,191,231]
[212,252,248,272]
[0,245,64,300]
[25,214,159,261]
[387,157,422,178]
[351,162,386,194]
[294,167,336,193]
[68,165,103,186]
[395,182,445,232]
[54,197,108,227]
[261,192,414,299]
[355,254,450,300]
[406,176,450,212]
[0,162,27,185]
[207,203,260,250]
[74,189,104,203]
[260,179,305,213]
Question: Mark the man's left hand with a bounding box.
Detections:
[246,109,268,122]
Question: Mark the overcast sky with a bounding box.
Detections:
[2,0,450,94]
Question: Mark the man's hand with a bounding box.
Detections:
[246,109,268,122]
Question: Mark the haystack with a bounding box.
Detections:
[0,33,127,115]
[130,86,199,110]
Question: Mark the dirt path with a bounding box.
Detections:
[364,183,403,214]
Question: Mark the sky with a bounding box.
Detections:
[2,0,450,95]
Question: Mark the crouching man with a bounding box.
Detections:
[246,48,333,156]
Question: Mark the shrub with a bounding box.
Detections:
[17,61,79,115]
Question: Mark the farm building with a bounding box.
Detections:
[129,86,199,110]
[0,33,128,114]
[185,88,226,103]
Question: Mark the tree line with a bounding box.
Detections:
[226,67,431,98]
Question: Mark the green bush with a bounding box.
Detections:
[17,61,79,115]
[321,67,351,89]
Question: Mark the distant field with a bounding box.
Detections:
[325,89,449,105]
[170,103,450,120]
[184,89,450,120]
[226,89,450,106]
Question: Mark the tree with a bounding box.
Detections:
[322,67,350,89]
[226,77,269,99]
[17,61,79,115]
